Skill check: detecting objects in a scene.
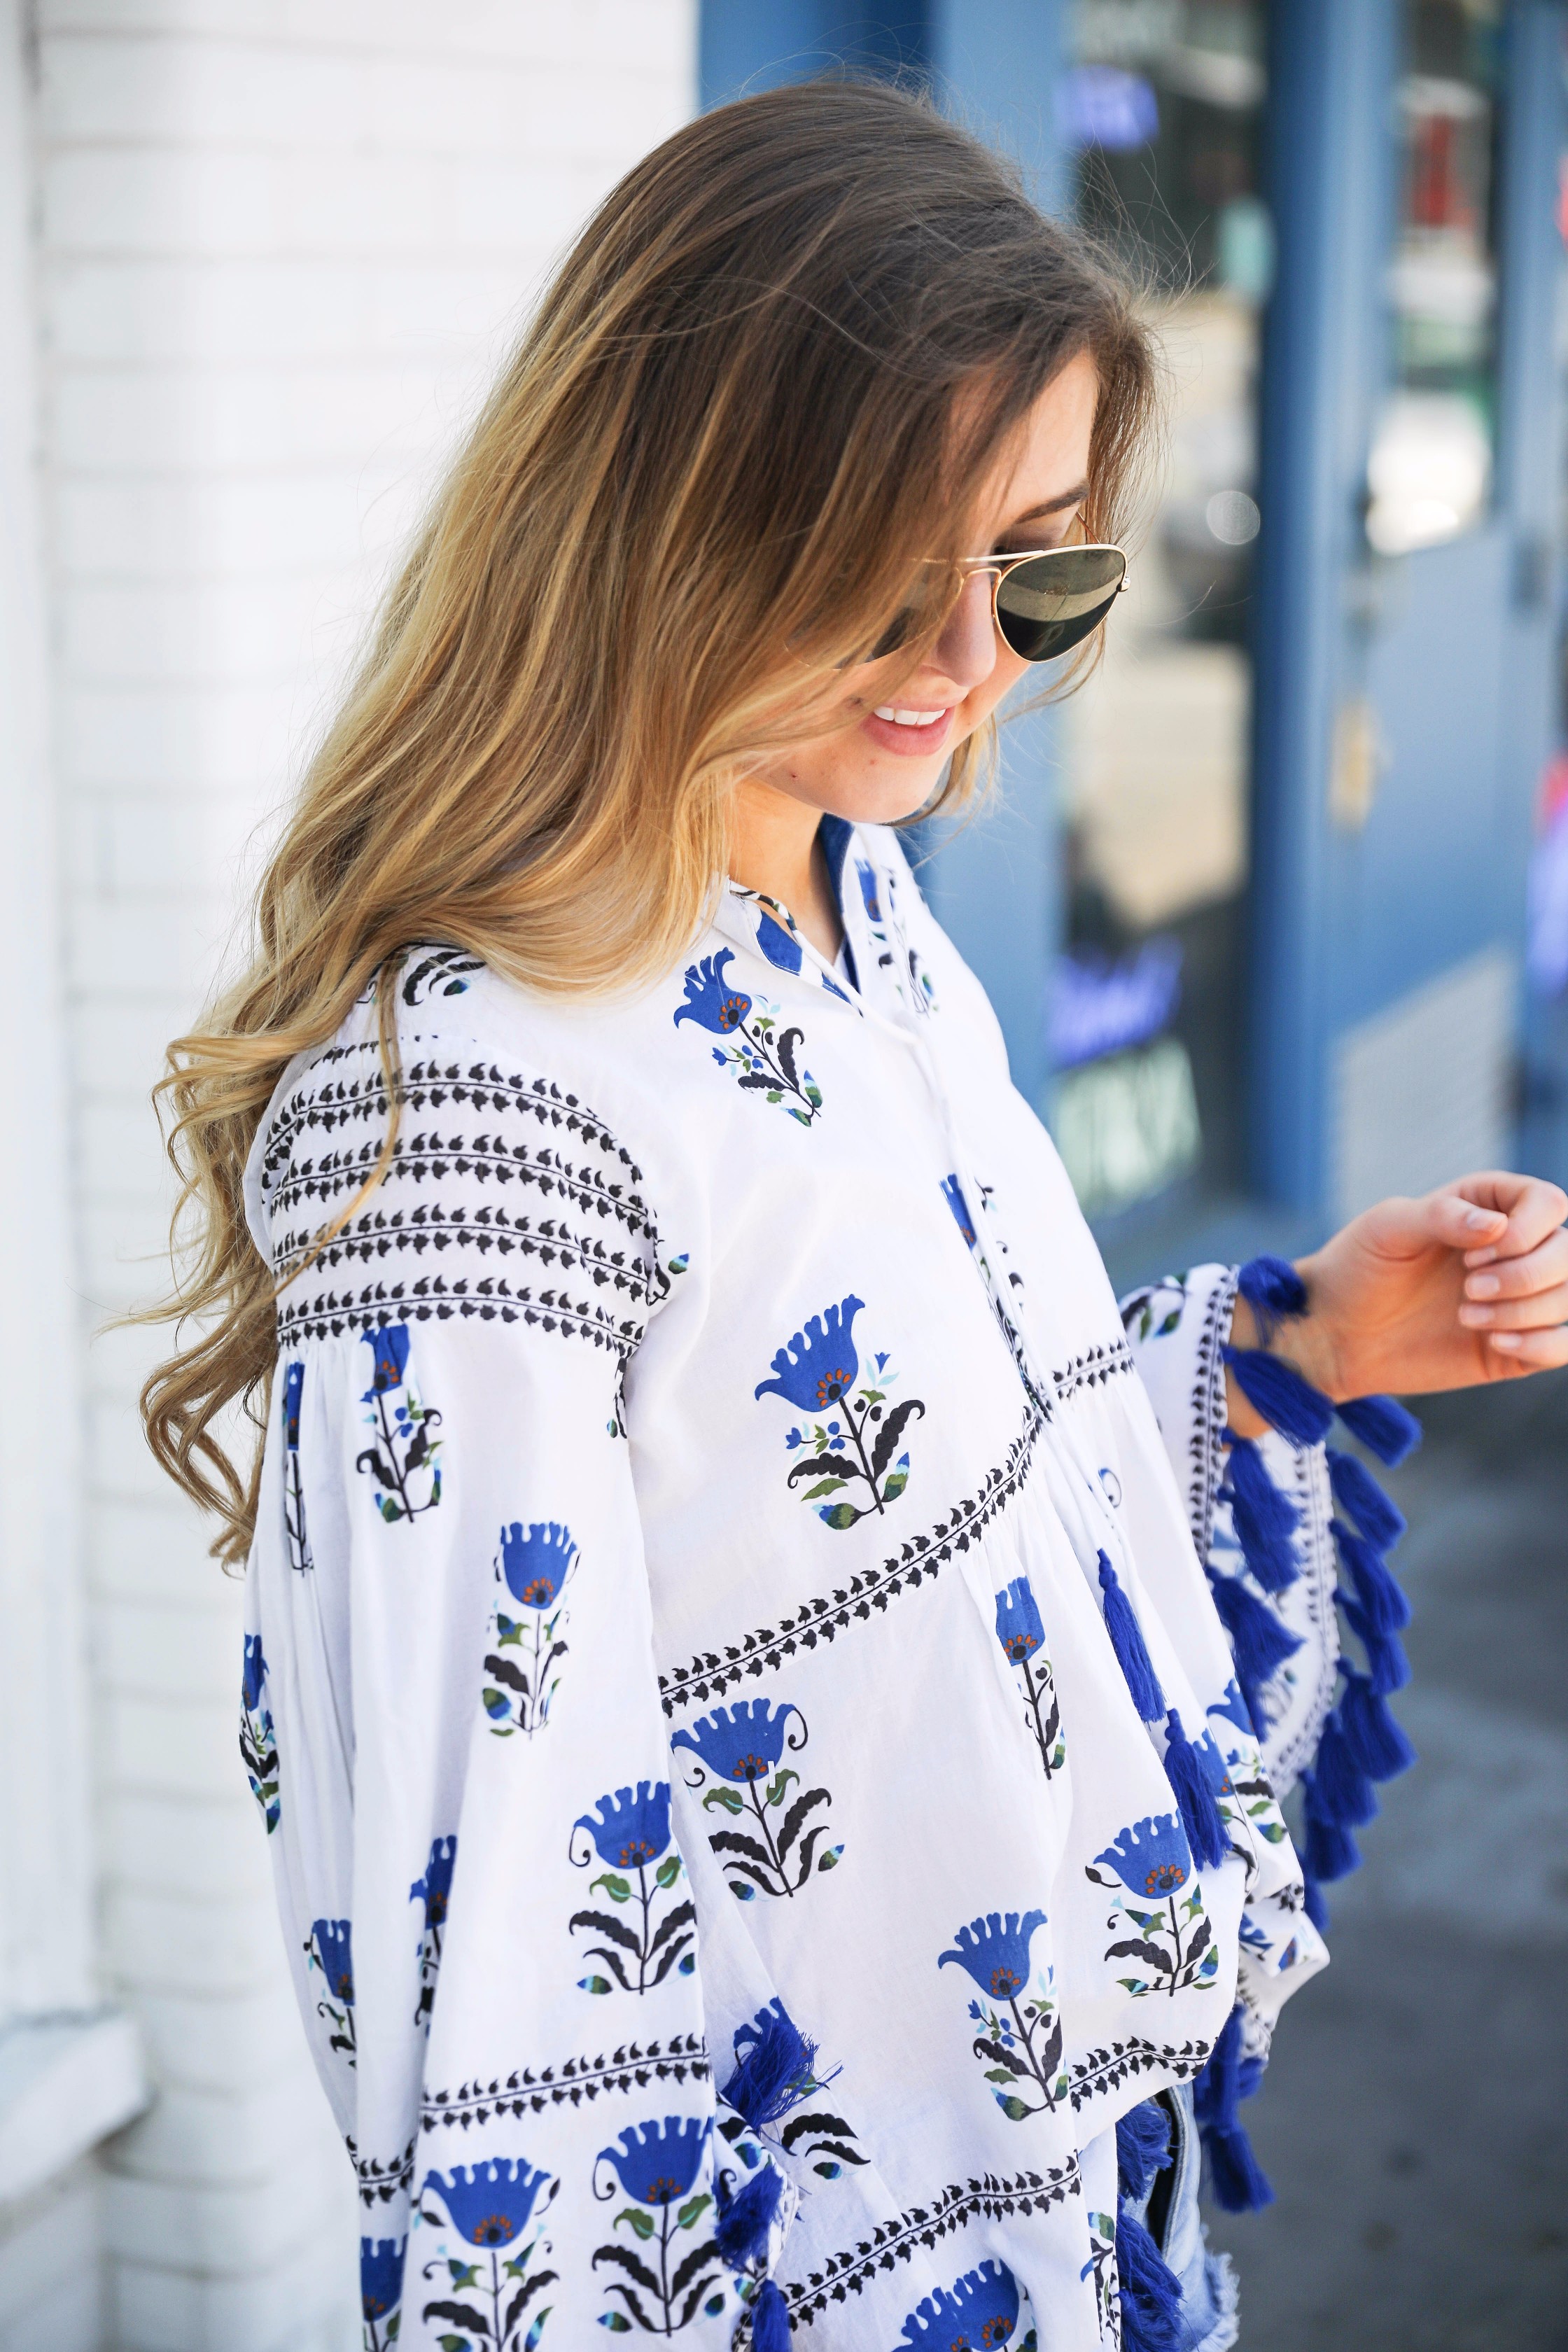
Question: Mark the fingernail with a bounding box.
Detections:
[1491,1331,1522,1350]
[1464,1247,1498,1268]
[1463,1207,1501,1229]
[1459,1304,1494,1326]
[1466,1273,1500,1298]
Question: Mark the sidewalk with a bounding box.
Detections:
[1207,1368,1568,2348]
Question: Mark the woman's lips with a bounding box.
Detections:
[858,703,957,757]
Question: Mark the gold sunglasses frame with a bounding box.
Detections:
[955,542,1131,663]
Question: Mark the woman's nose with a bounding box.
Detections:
[931,569,998,694]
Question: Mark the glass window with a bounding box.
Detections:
[1366,0,1504,556]
[1051,0,1266,1235]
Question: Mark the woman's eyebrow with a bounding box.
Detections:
[1004,482,1089,526]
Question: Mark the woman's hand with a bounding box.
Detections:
[1226,1172,1568,1434]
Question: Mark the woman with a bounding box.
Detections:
[145,81,1567,2352]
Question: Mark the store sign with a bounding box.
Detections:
[1054,1033,1202,1219]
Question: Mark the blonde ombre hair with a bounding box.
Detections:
[141,78,1158,1560]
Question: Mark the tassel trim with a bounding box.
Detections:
[1193,2005,1275,2215]
[1098,1551,1166,1722]
[1116,2205,1183,2352]
[1116,2098,1174,2203]
[722,2000,827,2132]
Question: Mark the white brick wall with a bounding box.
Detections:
[18,4,697,2343]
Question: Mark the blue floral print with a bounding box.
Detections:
[569,1782,696,1994]
[755,1295,924,1528]
[360,2235,406,2352]
[755,909,802,973]
[1086,1814,1219,1998]
[304,1917,355,2062]
[410,1834,456,2030]
[484,1521,578,1736]
[592,2118,723,2336]
[419,2158,558,2352]
[281,1359,312,1572]
[897,2258,1023,2348]
[673,1700,842,1898]
[939,1911,1065,2120]
[993,1578,1065,1779]
[239,1634,279,1834]
[355,1324,442,1524]
[674,947,822,1126]
[941,1174,977,1245]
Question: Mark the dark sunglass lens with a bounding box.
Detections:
[994,548,1125,662]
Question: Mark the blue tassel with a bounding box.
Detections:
[1192,2006,1275,2214]
[1163,1708,1228,1870]
[1302,1871,1330,1932]
[722,2001,821,2130]
[1339,1668,1417,1780]
[1236,1253,1308,1339]
[1326,1448,1407,1549]
[714,2163,785,2269]
[1223,1433,1301,1592]
[1098,1552,1166,1722]
[1301,1767,1362,1882]
[1222,1346,1335,1445]
[751,2279,792,2351]
[1205,1567,1302,1727]
[1312,1712,1379,1828]
[1115,2206,1183,2352]
[1333,1521,1411,1634]
[1336,1392,1422,1466]
[1116,2098,1173,2202]
[1339,1599,1410,1695]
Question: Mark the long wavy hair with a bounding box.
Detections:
[139,76,1158,1562]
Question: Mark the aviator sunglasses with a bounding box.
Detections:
[869,538,1129,665]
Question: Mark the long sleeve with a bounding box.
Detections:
[240,989,792,2350]
[1118,1262,1341,1796]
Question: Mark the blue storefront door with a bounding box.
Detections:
[1252,0,1563,1228]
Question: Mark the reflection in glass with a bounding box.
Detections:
[1052,0,1265,1228]
[1366,0,1503,556]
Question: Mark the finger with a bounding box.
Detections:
[1488,1323,1568,1371]
[1423,1187,1508,1252]
[1458,1280,1568,1332]
[1451,1173,1568,1266]
[1464,1227,1568,1301]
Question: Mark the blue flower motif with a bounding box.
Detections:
[941,1174,976,1245]
[282,1360,304,1450]
[755,908,804,973]
[575,1781,673,1868]
[597,2116,711,2208]
[410,1834,456,1930]
[994,1578,1044,1665]
[670,1699,799,1784]
[422,2157,553,2247]
[855,860,883,923]
[1208,1679,1254,1737]
[310,1917,354,2004]
[1197,1729,1234,1797]
[241,1632,267,1714]
[1093,1813,1193,1898]
[754,1295,864,1410]
[937,1910,1046,2000]
[359,2236,406,2323]
[360,1324,409,1399]
[673,949,752,1035]
[897,2258,1021,2348]
[497,1520,577,1608]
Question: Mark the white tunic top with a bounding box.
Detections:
[240,822,1335,2352]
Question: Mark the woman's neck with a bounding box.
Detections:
[727,776,844,961]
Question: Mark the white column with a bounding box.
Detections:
[29,4,696,2346]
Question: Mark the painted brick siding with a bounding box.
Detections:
[31,5,696,2344]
